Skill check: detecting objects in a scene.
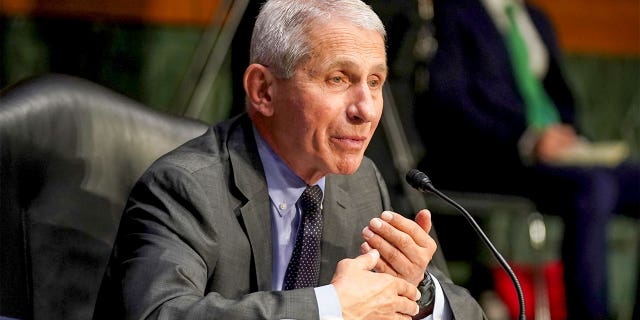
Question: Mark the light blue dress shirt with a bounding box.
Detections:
[253,128,451,319]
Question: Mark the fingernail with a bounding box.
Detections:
[381,211,393,221]
[370,218,382,229]
[362,226,374,238]
[361,242,371,252]
[368,249,380,259]
[416,288,421,301]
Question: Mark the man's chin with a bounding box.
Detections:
[332,157,364,175]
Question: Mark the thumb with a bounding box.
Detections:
[355,249,380,271]
[415,209,432,233]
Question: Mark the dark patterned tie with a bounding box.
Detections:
[283,185,323,290]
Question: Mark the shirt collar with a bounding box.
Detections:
[481,0,523,32]
[253,126,325,217]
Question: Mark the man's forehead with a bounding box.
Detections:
[324,58,387,71]
[307,28,386,66]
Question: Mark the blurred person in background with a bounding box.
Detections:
[414,0,640,319]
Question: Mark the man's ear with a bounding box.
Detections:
[243,63,275,116]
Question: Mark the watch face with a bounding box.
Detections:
[418,273,436,307]
[415,273,436,317]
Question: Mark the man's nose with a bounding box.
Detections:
[346,82,378,123]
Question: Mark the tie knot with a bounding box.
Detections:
[301,185,323,213]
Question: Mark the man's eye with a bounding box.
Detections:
[368,78,380,88]
[331,76,343,83]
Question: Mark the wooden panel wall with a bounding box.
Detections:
[529,0,639,56]
[1,0,221,25]
[2,0,639,55]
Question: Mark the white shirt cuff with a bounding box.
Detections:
[315,284,343,319]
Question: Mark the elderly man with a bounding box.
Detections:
[93,0,484,319]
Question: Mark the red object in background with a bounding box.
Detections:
[493,260,567,320]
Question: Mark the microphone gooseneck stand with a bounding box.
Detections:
[406,169,526,320]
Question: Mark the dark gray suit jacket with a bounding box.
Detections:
[93,114,484,319]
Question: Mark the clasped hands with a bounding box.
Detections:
[331,209,437,320]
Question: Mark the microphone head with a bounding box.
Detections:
[405,169,434,193]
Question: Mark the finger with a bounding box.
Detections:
[390,279,421,317]
[353,248,380,271]
[364,218,435,281]
[360,241,372,254]
[366,214,431,260]
[379,211,431,248]
[394,277,421,301]
[414,209,432,234]
[361,241,397,276]
[363,225,413,274]
[393,298,420,318]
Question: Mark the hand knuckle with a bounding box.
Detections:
[337,259,350,268]
[387,246,401,263]
[398,234,413,249]
[409,223,422,236]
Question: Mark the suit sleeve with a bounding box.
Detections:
[428,265,487,319]
[93,162,319,320]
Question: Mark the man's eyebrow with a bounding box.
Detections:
[323,60,388,74]
[324,60,356,71]
[372,63,388,75]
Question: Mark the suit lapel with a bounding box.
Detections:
[227,116,273,291]
[318,174,359,284]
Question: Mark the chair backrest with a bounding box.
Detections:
[0,74,209,320]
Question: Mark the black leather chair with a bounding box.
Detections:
[0,74,209,320]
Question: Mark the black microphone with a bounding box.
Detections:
[406,169,526,320]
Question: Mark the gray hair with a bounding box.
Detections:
[250,0,386,79]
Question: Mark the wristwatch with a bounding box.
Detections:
[414,272,436,319]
